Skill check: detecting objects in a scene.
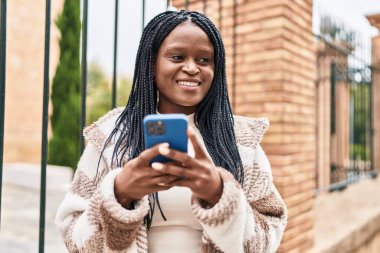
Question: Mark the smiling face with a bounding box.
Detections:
[155,21,215,114]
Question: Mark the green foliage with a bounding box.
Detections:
[48,0,81,169]
[86,62,132,125]
[350,143,370,161]
[349,83,371,161]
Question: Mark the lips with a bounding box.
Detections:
[177,80,201,87]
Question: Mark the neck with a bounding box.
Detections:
[157,103,197,115]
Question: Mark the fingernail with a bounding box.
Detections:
[158,183,167,187]
[151,162,163,170]
[160,142,169,148]
[159,146,170,155]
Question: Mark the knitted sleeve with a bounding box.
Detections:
[191,117,287,253]
[55,142,149,252]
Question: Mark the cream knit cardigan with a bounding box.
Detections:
[55,108,287,253]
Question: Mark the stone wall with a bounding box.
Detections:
[4,0,63,163]
[173,0,316,252]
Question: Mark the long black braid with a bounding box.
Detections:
[100,10,244,229]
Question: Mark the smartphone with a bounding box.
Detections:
[143,114,188,163]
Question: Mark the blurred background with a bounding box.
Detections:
[1,0,380,252]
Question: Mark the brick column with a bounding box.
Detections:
[317,44,351,186]
[234,2,316,252]
[367,14,380,172]
[373,38,380,172]
[316,50,331,189]
[174,0,316,252]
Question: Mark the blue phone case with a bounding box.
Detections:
[143,114,188,163]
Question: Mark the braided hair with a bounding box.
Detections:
[102,10,244,228]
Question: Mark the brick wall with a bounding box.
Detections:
[373,36,380,171]
[316,47,331,189]
[367,13,380,175]
[316,44,351,187]
[173,0,316,251]
[4,0,63,163]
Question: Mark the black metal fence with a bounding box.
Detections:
[315,12,377,191]
[330,58,376,189]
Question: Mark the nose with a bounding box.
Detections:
[182,60,200,75]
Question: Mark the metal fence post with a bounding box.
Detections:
[80,0,89,154]
[38,0,51,251]
[330,62,336,134]
[142,0,145,31]
[112,0,119,109]
[0,0,7,228]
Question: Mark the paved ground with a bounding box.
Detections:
[0,164,72,253]
[312,175,380,252]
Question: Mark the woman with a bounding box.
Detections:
[55,10,287,253]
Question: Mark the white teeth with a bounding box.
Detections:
[178,81,199,87]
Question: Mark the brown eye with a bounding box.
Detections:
[171,55,184,61]
[197,57,210,64]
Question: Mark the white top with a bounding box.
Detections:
[148,114,203,253]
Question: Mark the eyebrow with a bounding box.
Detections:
[164,45,214,55]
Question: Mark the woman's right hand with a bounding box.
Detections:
[114,143,178,208]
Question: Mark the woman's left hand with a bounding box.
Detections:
[151,127,223,206]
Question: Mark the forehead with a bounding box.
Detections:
[159,21,214,53]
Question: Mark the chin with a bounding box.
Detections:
[182,100,203,107]
[175,98,201,107]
